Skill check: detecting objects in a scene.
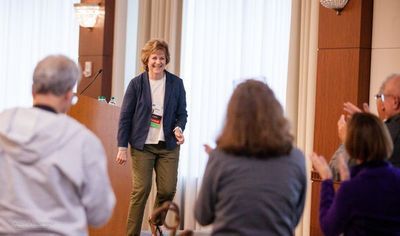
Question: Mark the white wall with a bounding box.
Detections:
[369,0,400,113]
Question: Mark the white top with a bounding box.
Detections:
[145,74,166,144]
[0,107,115,235]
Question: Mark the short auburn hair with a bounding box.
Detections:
[140,39,170,71]
[217,79,293,157]
[345,113,393,162]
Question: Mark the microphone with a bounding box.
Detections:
[79,69,103,96]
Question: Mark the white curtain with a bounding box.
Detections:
[179,0,292,231]
[286,0,320,235]
[0,0,79,112]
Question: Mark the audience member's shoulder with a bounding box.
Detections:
[289,147,305,159]
[0,107,17,120]
[208,148,221,159]
[1,107,55,123]
[210,148,232,157]
[287,147,306,167]
[389,165,400,177]
[207,148,232,164]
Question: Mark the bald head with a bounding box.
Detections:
[381,74,400,118]
[32,55,81,96]
[383,74,400,96]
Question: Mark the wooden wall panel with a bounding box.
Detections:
[79,28,105,56]
[360,0,374,48]
[318,0,373,49]
[314,48,371,158]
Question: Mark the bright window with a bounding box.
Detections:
[0,0,79,112]
[179,0,292,178]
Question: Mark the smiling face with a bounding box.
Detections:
[147,49,166,79]
[140,39,170,76]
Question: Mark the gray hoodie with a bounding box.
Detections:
[0,107,115,235]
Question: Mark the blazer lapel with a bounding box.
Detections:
[143,72,152,109]
[164,71,173,112]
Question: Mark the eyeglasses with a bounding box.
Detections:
[71,94,79,105]
[374,93,396,102]
[374,94,383,100]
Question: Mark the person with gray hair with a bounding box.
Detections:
[0,55,115,235]
[330,73,400,181]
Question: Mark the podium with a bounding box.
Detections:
[68,95,131,236]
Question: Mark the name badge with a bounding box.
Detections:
[150,114,162,128]
[150,104,163,128]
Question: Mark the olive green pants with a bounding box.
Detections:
[126,142,180,236]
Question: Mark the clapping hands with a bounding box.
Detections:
[310,152,350,181]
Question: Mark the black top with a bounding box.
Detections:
[385,113,400,167]
[33,104,57,114]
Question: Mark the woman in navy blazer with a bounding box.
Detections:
[116,39,187,236]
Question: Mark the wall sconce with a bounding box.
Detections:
[73,3,103,28]
[320,0,349,15]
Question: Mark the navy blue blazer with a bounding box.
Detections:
[117,71,188,150]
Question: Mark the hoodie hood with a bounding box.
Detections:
[0,107,80,164]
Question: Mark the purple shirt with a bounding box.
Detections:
[320,161,400,236]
